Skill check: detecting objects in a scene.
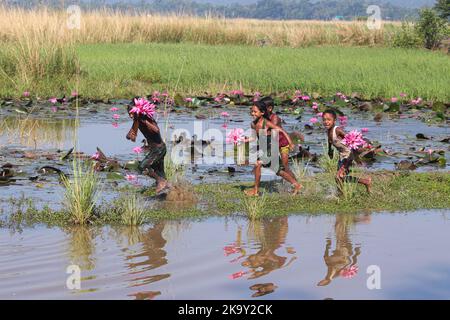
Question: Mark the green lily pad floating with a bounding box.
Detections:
[438,157,446,167]
[124,160,140,170]
[106,172,125,180]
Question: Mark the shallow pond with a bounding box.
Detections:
[0,103,448,210]
[1,210,449,299]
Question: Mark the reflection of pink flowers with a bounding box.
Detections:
[51,106,57,113]
[226,128,245,145]
[133,146,143,154]
[224,245,239,256]
[309,117,318,124]
[49,97,57,104]
[342,130,365,150]
[91,152,100,160]
[361,128,369,133]
[130,97,156,118]
[113,114,120,120]
[340,265,358,279]
[221,123,228,129]
[126,174,137,182]
[112,122,119,128]
[110,107,119,112]
[229,271,248,280]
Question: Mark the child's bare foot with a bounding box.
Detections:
[244,188,259,197]
[365,177,372,194]
[292,184,302,195]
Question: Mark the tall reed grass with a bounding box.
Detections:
[62,158,100,225]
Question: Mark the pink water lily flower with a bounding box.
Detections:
[309,117,318,124]
[133,146,143,154]
[221,111,230,118]
[361,128,369,133]
[113,114,120,120]
[317,112,323,117]
[342,130,365,150]
[130,97,156,118]
[23,91,30,97]
[301,95,310,101]
[126,174,137,182]
[338,115,348,126]
[226,128,245,145]
[411,97,423,106]
[312,102,318,110]
[91,152,100,160]
[71,90,78,97]
[49,97,57,104]
[110,107,119,112]
[230,90,244,96]
[391,97,398,103]
[184,97,193,103]
[340,265,359,279]
[400,93,407,98]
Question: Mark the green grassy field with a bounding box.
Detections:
[2,43,449,101]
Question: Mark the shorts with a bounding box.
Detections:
[138,143,167,179]
[257,142,286,174]
[337,157,352,176]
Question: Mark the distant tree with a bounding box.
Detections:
[434,0,450,19]
[415,8,449,49]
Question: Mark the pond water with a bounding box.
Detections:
[1,210,449,299]
[0,104,448,210]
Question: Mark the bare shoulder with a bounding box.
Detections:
[335,126,346,138]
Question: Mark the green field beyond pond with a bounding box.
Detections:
[72,43,450,101]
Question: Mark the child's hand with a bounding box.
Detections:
[126,130,137,142]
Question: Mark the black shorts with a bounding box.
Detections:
[337,157,352,175]
[138,143,167,178]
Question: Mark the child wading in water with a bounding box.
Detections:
[244,101,302,196]
[126,99,169,193]
[322,109,371,194]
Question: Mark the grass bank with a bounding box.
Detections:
[1,43,449,101]
[1,171,449,229]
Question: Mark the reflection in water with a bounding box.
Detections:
[226,217,297,297]
[317,214,371,286]
[0,116,77,149]
[125,222,170,299]
[65,226,98,271]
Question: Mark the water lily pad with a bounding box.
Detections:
[106,172,125,180]
[124,160,140,170]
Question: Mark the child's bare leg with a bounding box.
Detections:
[245,161,262,196]
[281,153,297,181]
[277,170,302,195]
[358,176,372,194]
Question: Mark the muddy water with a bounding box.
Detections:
[0,210,449,299]
[0,105,448,210]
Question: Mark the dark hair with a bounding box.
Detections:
[253,101,270,119]
[323,109,337,119]
[260,96,274,109]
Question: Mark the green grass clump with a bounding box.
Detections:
[120,193,146,226]
[61,159,100,225]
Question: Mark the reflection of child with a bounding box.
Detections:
[126,102,168,193]
[317,214,370,286]
[322,109,371,194]
[244,101,302,196]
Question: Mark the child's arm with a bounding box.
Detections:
[143,119,160,134]
[335,127,346,139]
[270,114,282,127]
[126,118,139,142]
[265,121,295,150]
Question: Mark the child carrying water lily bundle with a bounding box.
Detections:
[322,109,372,194]
[126,97,169,193]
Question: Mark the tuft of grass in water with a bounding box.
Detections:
[338,175,360,202]
[120,193,146,226]
[242,192,268,220]
[164,151,186,183]
[318,144,339,175]
[61,158,100,225]
[292,159,311,181]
